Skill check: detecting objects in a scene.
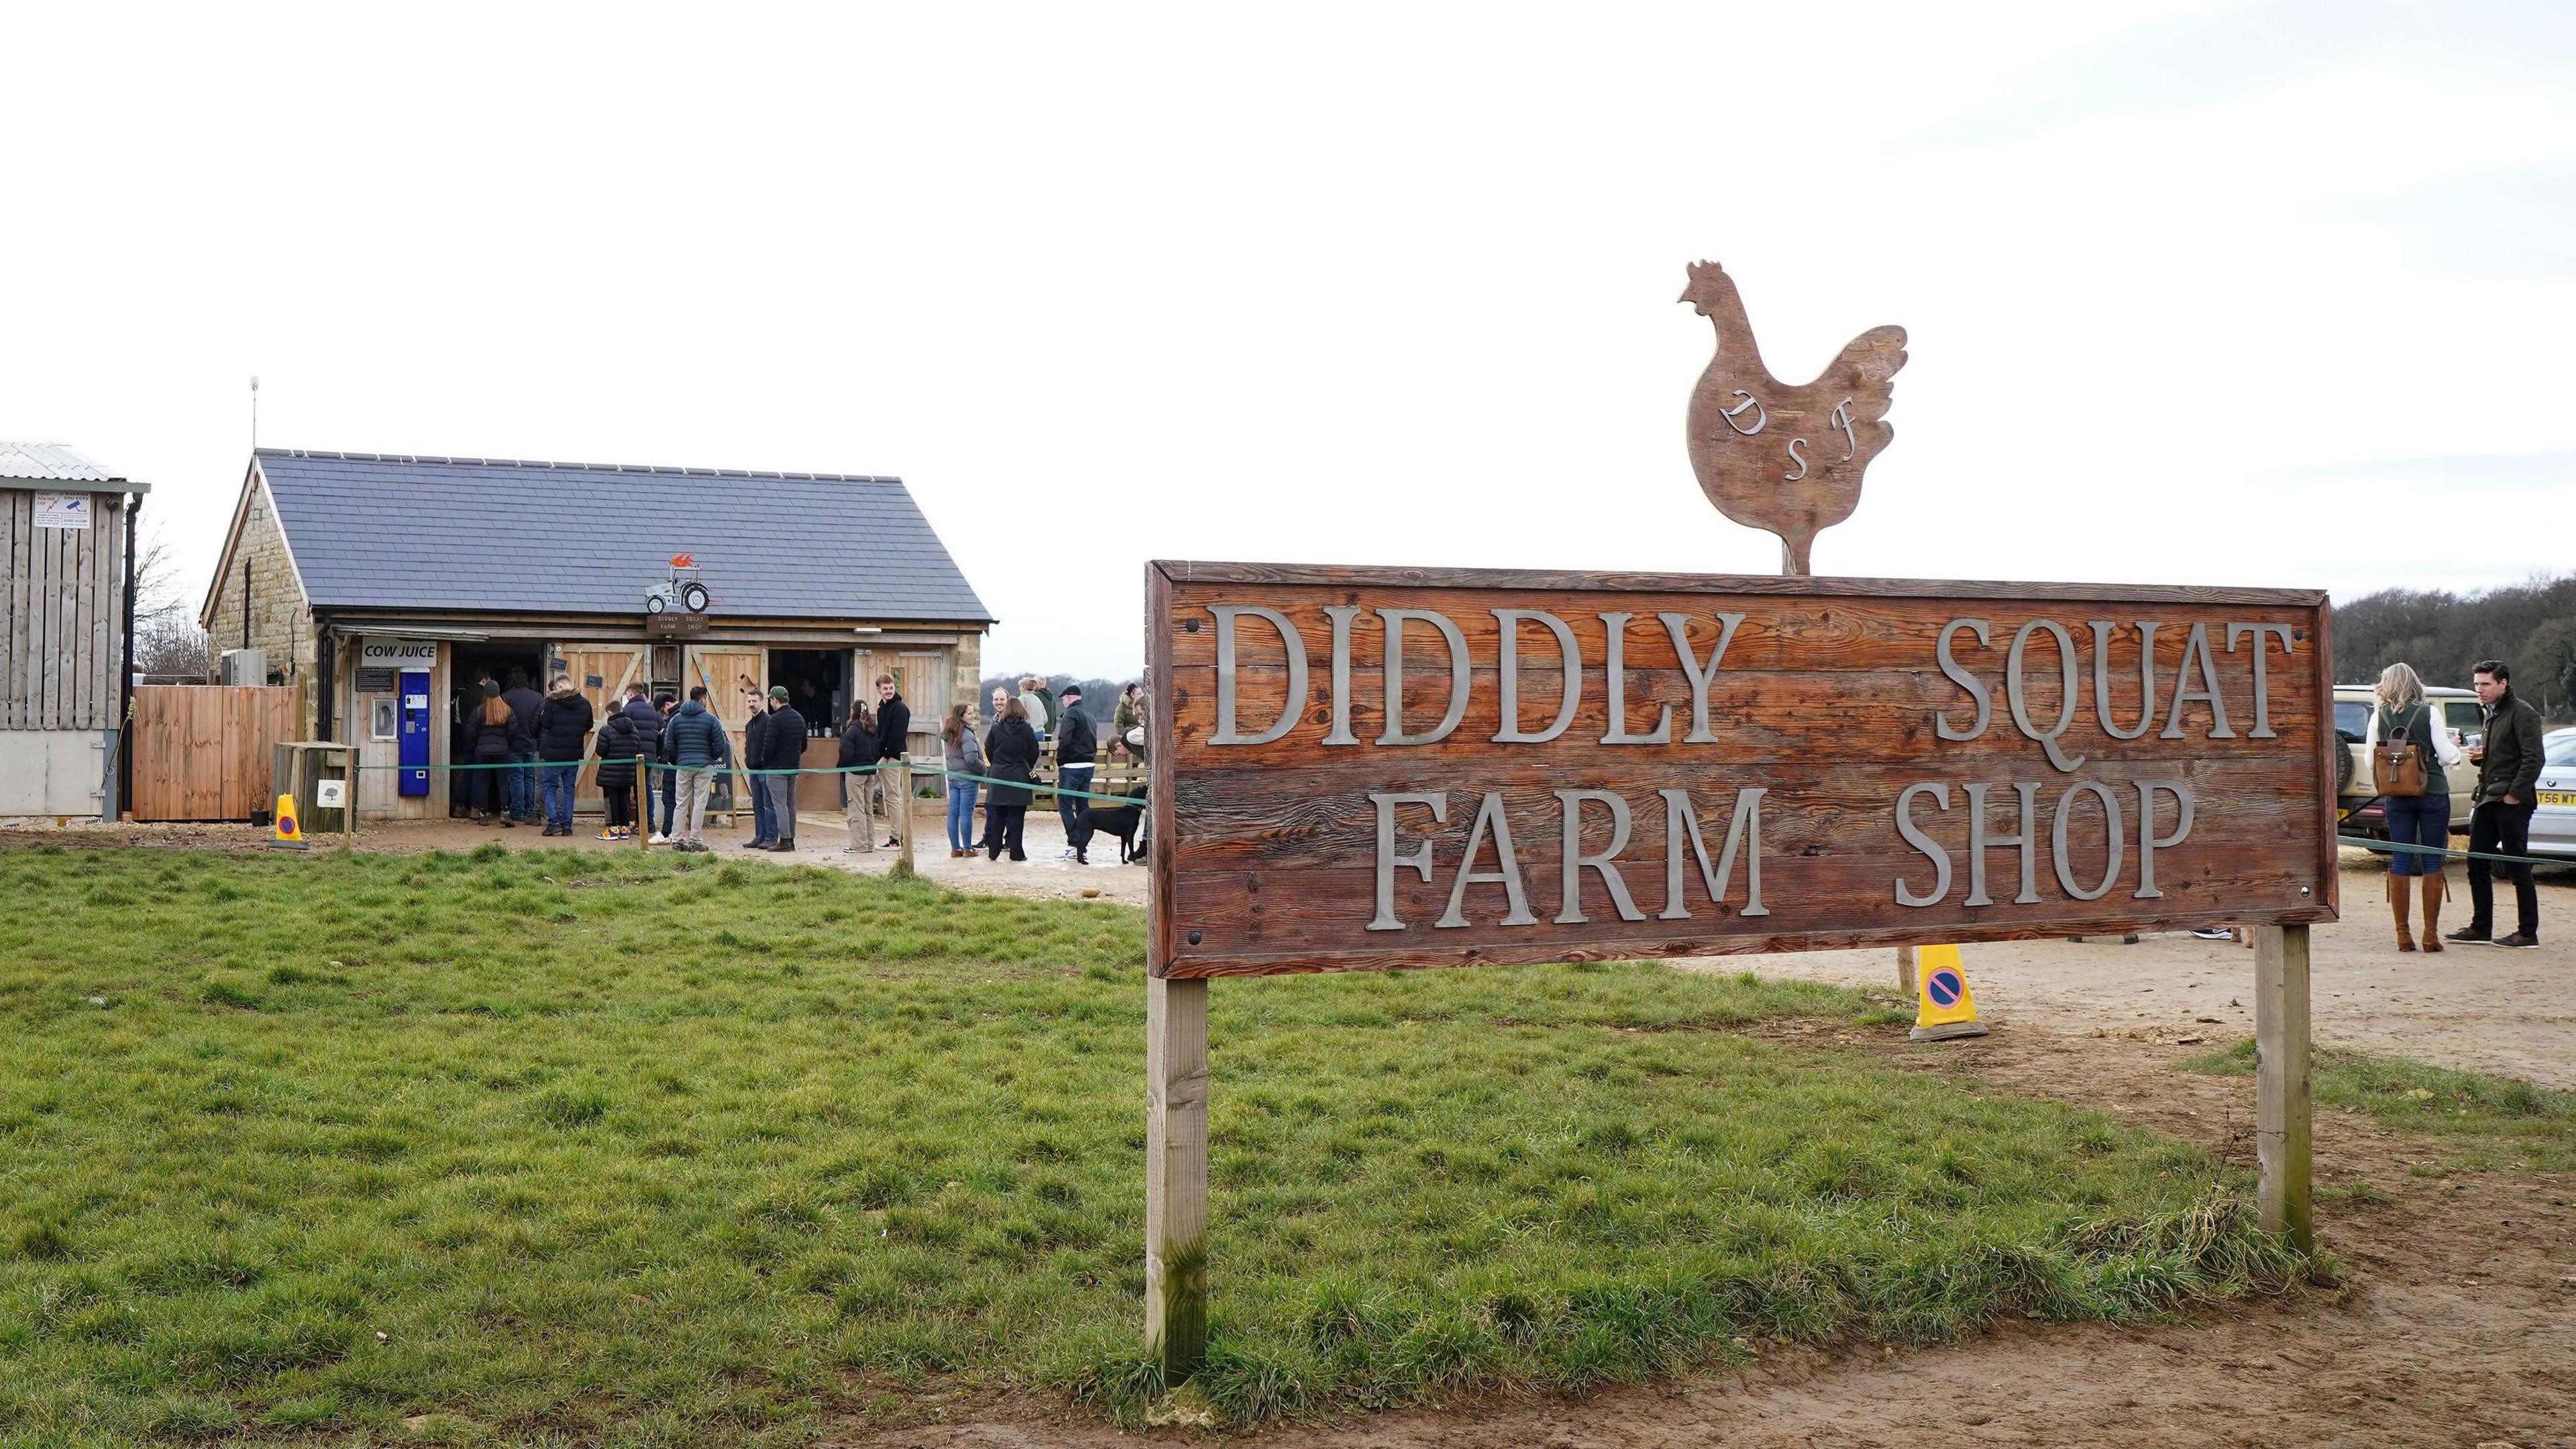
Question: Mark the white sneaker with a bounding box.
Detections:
[650,833,669,845]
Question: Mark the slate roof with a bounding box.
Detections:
[250,449,989,623]
[1,441,136,486]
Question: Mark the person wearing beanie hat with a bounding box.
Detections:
[1054,684,1097,863]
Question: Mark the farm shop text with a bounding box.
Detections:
[1202,603,2302,928]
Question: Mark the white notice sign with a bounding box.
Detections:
[315,780,347,808]
[34,494,91,529]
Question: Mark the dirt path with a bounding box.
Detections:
[0,802,1155,908]
[830,1023,2576,1448]
[1725,851,2576,1089]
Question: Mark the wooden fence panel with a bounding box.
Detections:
[130,686,301,820]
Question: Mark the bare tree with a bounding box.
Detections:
[130,523,211,680]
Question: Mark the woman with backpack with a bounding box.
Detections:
[2365,661,2466,952]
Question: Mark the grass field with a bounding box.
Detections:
[2,845,2304,1444]
[2182,1039,2576,1174]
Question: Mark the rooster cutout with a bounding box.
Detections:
[1682,261,1906,576]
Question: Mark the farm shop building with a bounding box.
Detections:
[199,449,992,820]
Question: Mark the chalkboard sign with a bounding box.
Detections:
[355,668,396,693]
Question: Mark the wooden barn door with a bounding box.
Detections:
[560,646,646,813]
[684,645,764,817]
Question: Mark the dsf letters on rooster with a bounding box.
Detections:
[1199,603,2303,934]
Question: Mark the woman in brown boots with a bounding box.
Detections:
[2366,662,2465,951]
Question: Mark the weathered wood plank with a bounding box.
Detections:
[1152,564,2332,977]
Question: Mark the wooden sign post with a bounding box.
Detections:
[1141,563,2335,1376]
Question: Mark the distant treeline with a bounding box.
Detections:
[2333,574,2576,720]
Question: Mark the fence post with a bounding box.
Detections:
[2255,922,2313,1254]
[892,761,914,879]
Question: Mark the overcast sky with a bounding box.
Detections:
[6,1,2570,678]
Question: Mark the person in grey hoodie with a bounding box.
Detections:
[662,686,733,851]
[941,702,983,857]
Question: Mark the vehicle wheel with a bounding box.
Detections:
[681,582,710,612]
[2332,739,2355,795]
[645,594,665,614]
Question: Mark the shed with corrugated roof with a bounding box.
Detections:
[2,443,149,820]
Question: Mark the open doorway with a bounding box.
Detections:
[767,649,847,740]
[453,641,547,700]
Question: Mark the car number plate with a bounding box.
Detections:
[2541,791,2576,808]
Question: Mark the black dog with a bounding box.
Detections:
[1081,785,1150,863]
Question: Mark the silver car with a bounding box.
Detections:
[2533,728,2576,860]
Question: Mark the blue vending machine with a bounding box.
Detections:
[398,669,431,796]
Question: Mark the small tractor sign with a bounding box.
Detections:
[646,554,711,616]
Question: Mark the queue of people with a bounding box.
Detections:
[451,668,1158,867]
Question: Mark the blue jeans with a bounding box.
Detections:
[947,780,980,851]
[655,765,676,836]
[2383,794,2448,877]
[749,770,777,844]
[509,749,539,820]
[541,763,580,831]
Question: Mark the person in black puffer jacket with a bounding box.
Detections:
[535,679,594,837]
[661,688,732,852]
[982,696,1041,862]
[594,706,642,840]
[615,685,667,841]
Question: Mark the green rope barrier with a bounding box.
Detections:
[2339,834,2564,871]
[348,757,1153,806]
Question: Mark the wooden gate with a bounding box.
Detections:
[129,686,300,820]
[561,646,646,811]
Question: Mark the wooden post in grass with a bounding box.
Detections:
[891,761,914,879]
[2255,922,2313,1253]
[1895,945,1917,998]
[1145,975,1210,1381]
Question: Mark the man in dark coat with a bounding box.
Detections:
[1054,684,1097,864]
[753,685,806,852]
[501,668,546,824]
[741,689,777,848]
[2451,659,2548,948]
[872,674,911,847]
[535,678,594,837]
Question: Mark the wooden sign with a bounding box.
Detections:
[645,610,708,638]
[1147,563,2337,979]
[1682,261,1904,576]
